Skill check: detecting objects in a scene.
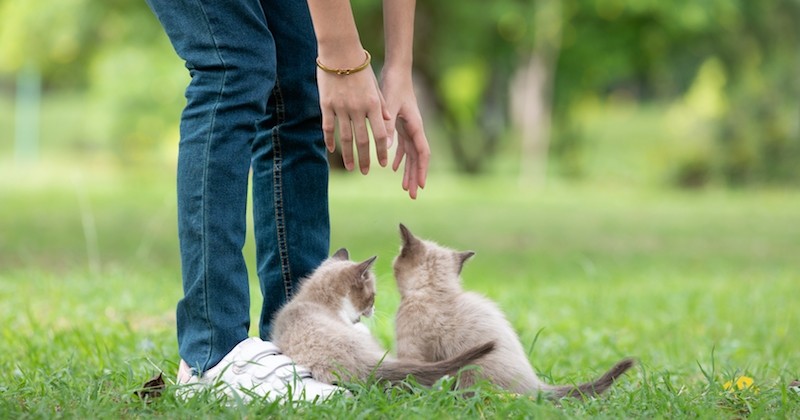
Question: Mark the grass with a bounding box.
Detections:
[1,161,799,418]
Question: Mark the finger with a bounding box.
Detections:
[352,117,371,175]
[404,119,430,189]
[416,141,430,190]
[408,154,419,199]
[393,122,410,171]
[322,107,336,153]
[380,100,395,150]
[338,117,355,171]
[402,149,411,192]
[392,135,405,172]
[403,137,417,192]
[369,110,389,168]
[405,138,419,198]
[373,73,395,148]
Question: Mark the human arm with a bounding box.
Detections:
[306,0,391,173]
[381,0,430,199]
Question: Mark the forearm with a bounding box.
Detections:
[306,0,366,68]
[382,0,416,72]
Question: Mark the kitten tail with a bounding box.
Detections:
[548,358,635,399]
[373,341,495,386]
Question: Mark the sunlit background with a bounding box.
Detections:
[2,1,798,187]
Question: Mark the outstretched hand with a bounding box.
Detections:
[318,65,391,174]
[381,71,430,199]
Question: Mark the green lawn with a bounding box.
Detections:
[1,163,799,418]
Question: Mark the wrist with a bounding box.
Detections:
[317,41,368,70]
[380,64,414,84]
[317,50,371,76]
[382,53,413,73]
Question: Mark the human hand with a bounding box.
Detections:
[380,70,430,199]
[318,64,391,174]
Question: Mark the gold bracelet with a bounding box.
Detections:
[316,50,371,75]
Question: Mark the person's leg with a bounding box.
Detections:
[251,0,330,340]
[145,0,277,373]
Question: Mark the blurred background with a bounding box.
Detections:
[1,0,799,188]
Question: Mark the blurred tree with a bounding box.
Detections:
[85,4,186,163]
[551,0,734,181]
[0,0,186,162]
[510,0,562,187]
[354,0,519,174]
[1,0,797,184]
[0,0,89,86]
[710,1,800,186]
[537,0,800,186]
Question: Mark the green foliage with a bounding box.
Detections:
[0,0,184,162]
[1,0,799,183]
[355,0,522,173]
[554,0,800,186]
[87,41,186,163]
[0,0,96,86]
[355,0,800,182]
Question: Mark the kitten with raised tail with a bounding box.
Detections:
[271,248,495,386]
[392,224,634,399]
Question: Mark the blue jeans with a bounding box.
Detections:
[146,0,329,374]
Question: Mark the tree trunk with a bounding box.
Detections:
[512,0,563,188]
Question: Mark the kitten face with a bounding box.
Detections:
[393,224,474,294]
[328,248,377,323]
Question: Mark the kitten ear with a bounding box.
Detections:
[332,248,350,260]
[399,223,420,248]
[356,255,378,277]
[456,251,475,274]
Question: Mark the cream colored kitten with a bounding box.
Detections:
[392,225,634,398]
[271,248,494,386]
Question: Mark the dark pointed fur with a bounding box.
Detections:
[548,358,635,399]
[374,341,495,385]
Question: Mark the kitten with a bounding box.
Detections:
[271,248,495,386]
[392,224,634,399]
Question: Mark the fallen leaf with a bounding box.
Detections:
[135,372,165,400]
[790,380,800,395]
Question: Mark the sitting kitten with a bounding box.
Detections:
[271,248,494,386]
[392,224,634,399]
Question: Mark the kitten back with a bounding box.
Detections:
[393,225,636,398]
[373,341,495,386]
[548,358,636,399]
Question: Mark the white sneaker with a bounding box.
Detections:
[176,337,344,403]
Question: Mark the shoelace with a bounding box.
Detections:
[234,349,314,383]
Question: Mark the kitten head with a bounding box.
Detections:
[312,248,377,323]
[392,224,475,295]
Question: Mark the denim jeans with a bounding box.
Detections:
[146,0,329,374]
